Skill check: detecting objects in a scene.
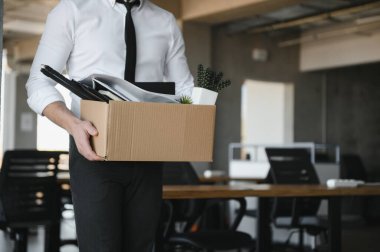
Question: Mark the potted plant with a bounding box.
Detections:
[192,64,231,105]
[177,95,193,104]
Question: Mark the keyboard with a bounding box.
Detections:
[326,179,365,188]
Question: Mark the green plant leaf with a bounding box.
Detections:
[177,95,193,104]
[197,64,204,87]
[196,64,231,93]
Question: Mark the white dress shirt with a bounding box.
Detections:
[26,0,194,116]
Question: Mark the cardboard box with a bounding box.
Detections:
[80,100,216,161]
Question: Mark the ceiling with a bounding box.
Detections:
[3,0,181,41]
[3,0,380,45]
[4,0,58,40]
[225,0,380,40]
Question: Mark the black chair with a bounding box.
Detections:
[0,150,65,252]
[265,148,328,252]
[162,162,255,252]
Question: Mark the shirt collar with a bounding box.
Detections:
[109,0,144,10]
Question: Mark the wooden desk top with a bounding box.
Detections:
[162,184,380,199]
[57,174,264,184]
[198,176,264,184]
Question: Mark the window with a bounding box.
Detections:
[37,85,71,151]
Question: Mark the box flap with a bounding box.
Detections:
[80,100,109,158]
[106,102,215,161]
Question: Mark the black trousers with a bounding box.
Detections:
[69,139,163,252]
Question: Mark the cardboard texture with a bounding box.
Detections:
[80,100,215,161]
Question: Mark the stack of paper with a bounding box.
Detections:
[41,64,179,104]
[87,74,179,103]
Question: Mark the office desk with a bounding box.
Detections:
[162,184,380,252]
[198,176,264,184]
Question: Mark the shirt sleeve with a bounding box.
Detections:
[164,14,194,97]
[25,0,75,115]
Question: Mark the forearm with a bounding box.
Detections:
[42,101,80,135]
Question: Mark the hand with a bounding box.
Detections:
[70,120,104,161]
[41,102,104,161]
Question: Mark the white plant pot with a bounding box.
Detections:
[192,87,218,105]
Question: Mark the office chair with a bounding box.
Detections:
[0,150,65,252]
[162,162,255,252]
[265,148,328,252]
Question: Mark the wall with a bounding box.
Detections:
[210,26,300,172]
[293,72,323,142]
[324,63,380,176]
[300,26,380,72]
[181,0,302,24]
[14,73,37,149]
[182,22,212,76]
[294,62,380,177]
[210,24,380,181]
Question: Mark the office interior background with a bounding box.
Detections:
[1,0,380,251]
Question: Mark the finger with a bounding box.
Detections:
[84,148,104,161]
[80,147,101,161]
[80,138,104,161]
[84,121,98,136]
[86,151,104,161]
[94,155,105,161]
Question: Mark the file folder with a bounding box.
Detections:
[40,65,110,102]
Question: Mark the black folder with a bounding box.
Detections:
[40,65,110,102]
[134,82,175,95]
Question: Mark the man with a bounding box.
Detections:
[26,0,194,251]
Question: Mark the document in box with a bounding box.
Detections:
[41,64,178,103]
[86,74,179,103]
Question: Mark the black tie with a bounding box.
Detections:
[116,0,140,83]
